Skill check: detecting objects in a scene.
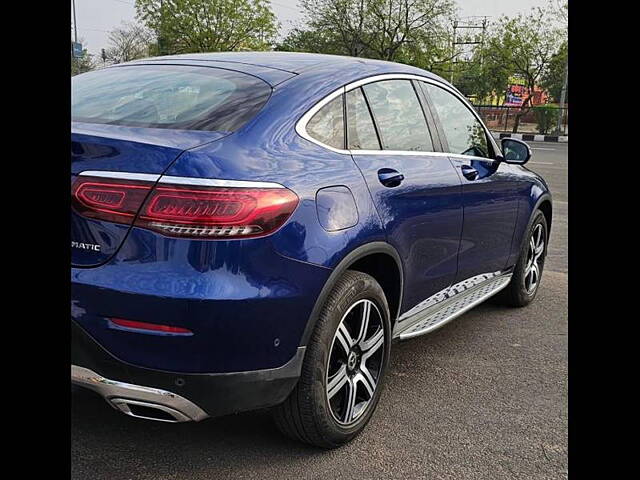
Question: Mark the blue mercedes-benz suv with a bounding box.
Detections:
[71,52,551,448]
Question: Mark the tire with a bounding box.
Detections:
[272,270,391,448]
[496,209,548,307]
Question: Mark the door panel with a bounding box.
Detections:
[352,154,463,312]
[346,79,463,313]
[449,158,520,280]
[420,81,519,281]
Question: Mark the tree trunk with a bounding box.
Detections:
[512,94,533,133]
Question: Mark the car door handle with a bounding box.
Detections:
[460,165,479,180]
[378,168,404,187]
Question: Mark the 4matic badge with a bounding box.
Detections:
[71,241,101,252]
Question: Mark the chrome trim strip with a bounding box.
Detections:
[295,73,496,162]
[78,171,160,182]
[345,73,454,95]
[77,171,286,189]
[343,150,496,163]
[448,153,498,163]
[354,149,449,157]
[158,175,286,189]
[71,365,209,422]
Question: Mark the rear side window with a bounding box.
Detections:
[346,88,380,150]
[72,65,272,132]
[362,80,433,152]
[422,83,490,158]
[306,95,345,149]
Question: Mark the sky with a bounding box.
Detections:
[72,0,549,56]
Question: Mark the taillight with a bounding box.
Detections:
[71,176,299,239]
[72,178,152,224]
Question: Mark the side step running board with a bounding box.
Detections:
[394,273,512,341]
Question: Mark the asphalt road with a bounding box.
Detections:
[527,142,568,274]
[71,142,568,480]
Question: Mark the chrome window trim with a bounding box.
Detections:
[77,170,286,189]
[295,73,496,161]
[347,150,495,163]
[295,86,348,154]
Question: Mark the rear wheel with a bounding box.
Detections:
[272,270,391,448]
[496,210,548,307]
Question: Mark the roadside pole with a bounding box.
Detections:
[556,59,568,134]
[72,0,78,44]
[72,0,78,73]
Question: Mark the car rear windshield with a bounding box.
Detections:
[72,65,272,132]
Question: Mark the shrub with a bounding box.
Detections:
[533,105,558,135]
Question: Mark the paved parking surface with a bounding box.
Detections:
[71,142,568,479]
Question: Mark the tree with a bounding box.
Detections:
[278,0,455,65]
[549,0,568,25]
[481,8,563,132]
[362,0,454,61]
[71,39,98,76]
[105,22,155,64]
[275,27,343,55]
[135,0,278,54]
[540,41,567,103]
[453,55,508,105]
[292,0,369,57]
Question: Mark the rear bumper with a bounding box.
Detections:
[71,233,330,373]
[72,320,304,420]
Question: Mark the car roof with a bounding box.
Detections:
[128,51,449,86]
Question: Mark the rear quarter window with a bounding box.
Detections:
[72,65,272,132]
[306,95,345,150]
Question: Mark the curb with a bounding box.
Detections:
[491,132,568,143]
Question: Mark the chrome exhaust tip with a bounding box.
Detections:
[72,365,209,422]
[109,398,191,423]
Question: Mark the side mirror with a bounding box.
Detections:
[500,138,532,165]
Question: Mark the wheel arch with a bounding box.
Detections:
[517,193,553,256]
[529,192,552,240]
[299,242,404,346]
[537,197,553,238]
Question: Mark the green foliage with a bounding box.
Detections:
[533,105,557,134]
[128,0,568,117]
[473,7,565,131]
[482,9,561,105]
[278,0,455,65]
[540,41,567,103]
[135,0,279,54]
[275,27,342,54]
[71,46,97,76]
[452,56,507,104]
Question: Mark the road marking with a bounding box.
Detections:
[532,147,557,151]
[530,162,554,165]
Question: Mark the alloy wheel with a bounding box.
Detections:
[325,299,385,426]
[524,223,545,294]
